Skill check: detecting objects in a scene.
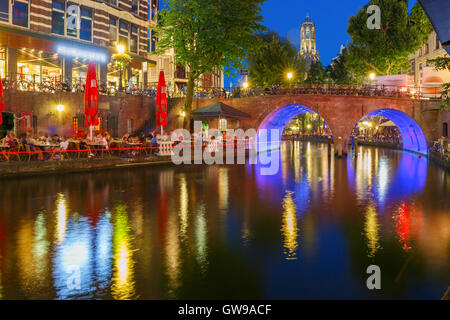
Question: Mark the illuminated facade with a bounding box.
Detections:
[299,13,320,68]
[0,0,159,87]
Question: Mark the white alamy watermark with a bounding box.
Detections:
[367,5,381,30]
[167,121,281,176]
[366,265,381,290]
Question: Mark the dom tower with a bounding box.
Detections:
[299,14,320,68]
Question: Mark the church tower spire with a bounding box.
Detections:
[299,13,320,68]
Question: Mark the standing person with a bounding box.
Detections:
[151,135,158,155]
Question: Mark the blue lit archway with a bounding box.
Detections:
[256,104,331,152]
[359,109,427,154]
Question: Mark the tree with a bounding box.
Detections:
[152,0,266,128]
[307,61,326,84]
[112,52,131,92]
[327,46,357,84]
[346,1,433,78]
[248,31,307,88]
[428,57,450,111]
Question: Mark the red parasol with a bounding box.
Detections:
[0,77,5,126]
[84,62,99,136]
[156,71,168,133]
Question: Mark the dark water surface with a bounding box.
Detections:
[0,142,448,299]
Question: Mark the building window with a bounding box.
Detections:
[66,3,78,38]
[80,7,92,41]
[52,0,65,35]
[127,119,133,134]
[0,0,9,22]
[410,60,415,73]
[131,0,138,14]
[424,43,429,55]
[130,25,138,53]
[119,20,129,51]
[73,117,79,132]
[109,16,118,46]
[95,116,103,131]
[436,34,440,50]
[109,0,118,6]
[12,0,29,27]
[444,123,448,139]
[219,119,227,131]
[151,36,156,52]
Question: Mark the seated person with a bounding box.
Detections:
[59,137,69,151]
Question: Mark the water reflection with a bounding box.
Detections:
[195,203,208,273]
[364,205,381,258]
[0,142,448,299]
[348,147,427,206]
[281,191,299,260]
[394,203,412,252]
[111,204,136,300]
[165,204,181,298]
[53,213,94,299]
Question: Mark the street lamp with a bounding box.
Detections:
[287,72,293,93]
[117,44,125,54]
[116,44,126,92]
[242,81,249,89]
[56,104,64,112]
[369,73,376,81]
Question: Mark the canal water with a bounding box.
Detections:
[0,142,448,299]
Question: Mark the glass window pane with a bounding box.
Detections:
[130,35,137,53]
[0,0,9,22]
[52,0,64,35]
[119,21,128,36]
[12,0,29,27]
[131,0,137,14]
[80,17,92,41]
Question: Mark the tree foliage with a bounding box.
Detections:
[346,0,433,77]
[248,31,307,88]
[307,61,327,84]
[326,46,356,84]
[152,0,266,128]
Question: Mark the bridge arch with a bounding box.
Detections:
[256,104,333,152]
[356,109,427,154]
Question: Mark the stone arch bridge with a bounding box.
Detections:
[168,94,446,155]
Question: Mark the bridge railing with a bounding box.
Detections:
[2,72,448,100]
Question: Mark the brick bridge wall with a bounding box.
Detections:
[3,92,448,149]
[3,91,158,137]
[168,95,448,151]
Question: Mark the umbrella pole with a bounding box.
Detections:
[161,125,163,136]
[90,125,93,141]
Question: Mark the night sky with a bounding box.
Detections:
[160,0,418,86]
[226,0,418,86]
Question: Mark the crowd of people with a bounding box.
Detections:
[0,128,163,162]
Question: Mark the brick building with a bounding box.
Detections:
[0,0,159,87]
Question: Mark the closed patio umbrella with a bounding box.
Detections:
[84,61,99,140]
[156,71,168,135]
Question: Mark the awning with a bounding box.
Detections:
[379,121,396,127]
[419,0,450,54]
[192,102,251,119]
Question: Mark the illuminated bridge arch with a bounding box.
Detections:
[359,109,427,154]
[256,104,332,152]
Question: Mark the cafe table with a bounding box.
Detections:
[0,144,10,161]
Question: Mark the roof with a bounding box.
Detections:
[192,102,251,119]
[419,0,450,54]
